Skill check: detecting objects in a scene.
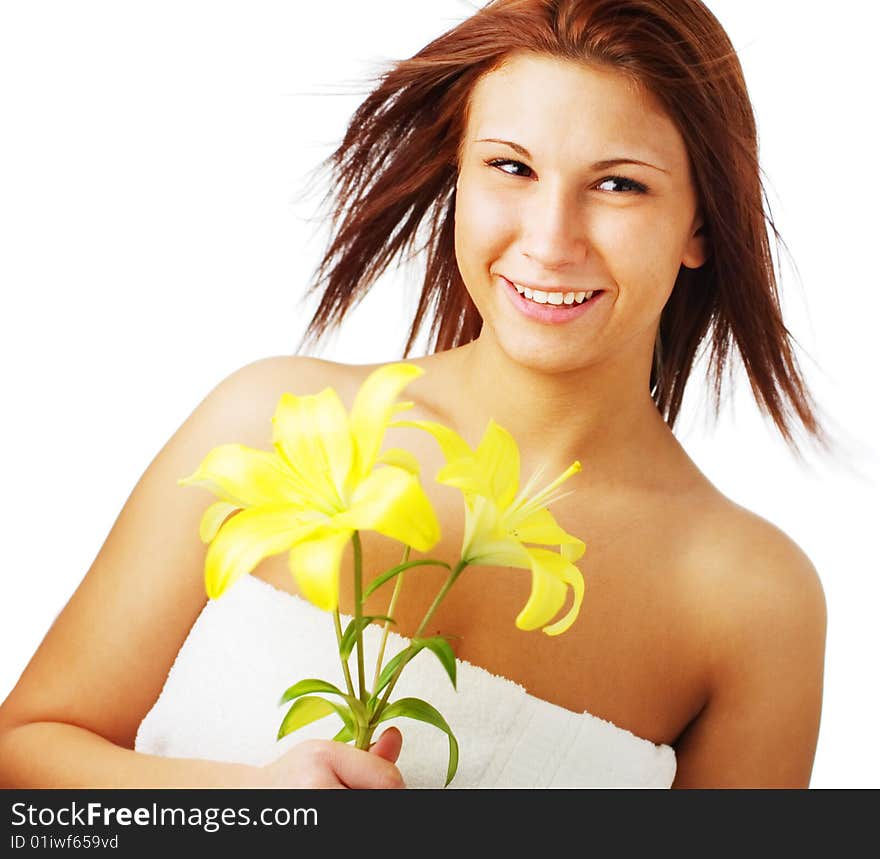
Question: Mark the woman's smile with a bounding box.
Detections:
[499,274,609,325]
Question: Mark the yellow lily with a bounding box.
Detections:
[392,418,585,635]
[179,363,441,609]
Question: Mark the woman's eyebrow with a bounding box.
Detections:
[475,137,670,174]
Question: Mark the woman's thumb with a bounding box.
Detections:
[368,727,403,763]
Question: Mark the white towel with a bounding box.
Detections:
[136,575,676,788]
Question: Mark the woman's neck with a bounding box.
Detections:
[439,333,696,493]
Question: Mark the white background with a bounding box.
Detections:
[1,1,877,788]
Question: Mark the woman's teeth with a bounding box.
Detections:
[512,282,595,305]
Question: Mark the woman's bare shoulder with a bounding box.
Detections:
[200,354,369,433]
[681,492,823,605]
[674,487,825,652]
[219,354,347,399]
[670,491,827,786]
[234,355,431,402]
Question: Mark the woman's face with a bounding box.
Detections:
[454,51,707,375]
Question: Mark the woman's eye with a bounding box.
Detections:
[596,175,648,194]
[484,160,648,194]
[486,158,534,178]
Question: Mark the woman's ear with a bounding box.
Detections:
[682,216,709,269]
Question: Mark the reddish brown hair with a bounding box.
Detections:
[296,0,827,452]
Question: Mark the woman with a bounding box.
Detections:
[0,0,827,788]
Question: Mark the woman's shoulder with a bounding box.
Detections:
[683,491,822,601]
[220,355,428,399]
[678,489,826,687]
[668,490,827,787]
[217,354,348,395]
[223,354,451,422]
[204,355,363,424]
[202,355,453,457]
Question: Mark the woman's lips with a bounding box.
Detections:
[500,276,605,325]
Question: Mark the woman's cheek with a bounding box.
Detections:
[595,212,680,303]
[587,216,636,290]
[456,185,516,273]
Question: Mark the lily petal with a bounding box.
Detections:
[435,456,489,501]
[396,418,519,509]
[376,447,422,475]
[466,536,532,568]
[540,559,585,636]
[390,418,474,464]
[199,500,241,543]
[518,547,585,636]
[288,526,354,612]
[204,505,326,599]
[343,465,441,552]
[509,507,586,561]
[514,559,568,633]
[348,363,424,482]
[474,420,520,511]
[561,540,587,563]
[461,495,509,562]
[271,388,353,508]
[178,444,310,508]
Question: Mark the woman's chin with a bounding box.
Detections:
[490,329,598,376]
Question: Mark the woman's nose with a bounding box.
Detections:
[519,184,588,270]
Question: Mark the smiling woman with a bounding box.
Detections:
[0,0,829,790]
[453,54,707,375]
[298,1,825,452]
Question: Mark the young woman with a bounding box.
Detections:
[0,0,827,788]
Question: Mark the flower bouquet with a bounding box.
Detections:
[178,363,585,786]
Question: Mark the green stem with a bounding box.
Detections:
[355,723,372,750]
[372,559,469,721]
[372,545,410,695]
[332,609,356,698]
[352,530,368,704]
[414,559,468,638]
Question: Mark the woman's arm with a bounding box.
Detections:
[672,515,827,788]
[0,721,404,789]
[0,354,404,788]
[0,722,258,788]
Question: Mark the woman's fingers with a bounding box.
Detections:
[368,727,403,763]
[327,735,405,789]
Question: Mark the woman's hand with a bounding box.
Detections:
[252,728,406,789]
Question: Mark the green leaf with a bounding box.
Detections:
[374,697,459,787]
[372,636,458,698]
[419,636,457,690]
[279,679,369,729]
[366,694,381,718]
[341,693,370,725]
[331,724,355,743]
[373,647,414,697]
[277,696,354,741]
[363,559,451,599]
[339,616,396,661]
[278,678,346,706]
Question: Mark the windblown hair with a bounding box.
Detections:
[296,0,826,451]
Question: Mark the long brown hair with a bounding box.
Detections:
[295,0,827,452]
